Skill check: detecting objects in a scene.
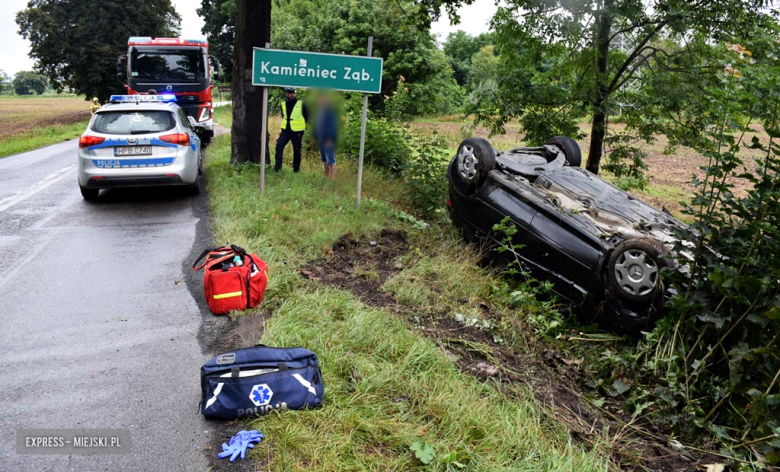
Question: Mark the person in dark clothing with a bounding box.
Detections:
[314,94,338,179]
[274,87,309,172]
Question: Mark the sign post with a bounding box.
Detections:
[252,43,383,199]
[252,47,382,93]
[356,37,373,207]
[259,43,270,194]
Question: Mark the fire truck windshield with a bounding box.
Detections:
[130,48,206,83]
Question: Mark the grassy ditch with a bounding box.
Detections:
[0,120,88,158]
[204,129,613,470]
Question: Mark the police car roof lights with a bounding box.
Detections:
[109,94,177,104]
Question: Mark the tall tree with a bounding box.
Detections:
[466,45,497,90]
[198,0,236,83]
[198,0,463,116]
[13,70,48,95]
[442,30,494,87]
[0,70,9,94]
[16,0,180,102]
[271,0,462,114]
[421,0,775,174]
[230,0,271,165]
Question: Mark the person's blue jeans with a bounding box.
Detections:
[319,145,336,165]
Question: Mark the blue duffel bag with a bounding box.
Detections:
[201,345,324,420]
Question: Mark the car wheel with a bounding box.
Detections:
[80,186,99,201]
[546,136,582,167]
[187,174,201,195]
[452,137,496,195]
[187,176,200,195]
[607,238,669,304]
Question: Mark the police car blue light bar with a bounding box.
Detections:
[109,95,177,103]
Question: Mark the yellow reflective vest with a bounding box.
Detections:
[281,100,305,132]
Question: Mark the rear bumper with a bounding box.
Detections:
[77,149,198,188]
[81,175,185,189]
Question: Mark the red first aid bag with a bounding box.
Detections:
[192,244,268,315]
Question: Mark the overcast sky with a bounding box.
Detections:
[1,0,497,77]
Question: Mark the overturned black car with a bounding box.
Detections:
[446,136,688,334]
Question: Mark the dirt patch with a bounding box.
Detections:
[304,229,709,471]
[300,229,408,309]
[212,311,270,353]
[0,97,91,140]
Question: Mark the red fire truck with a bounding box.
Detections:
[117,37,221,144]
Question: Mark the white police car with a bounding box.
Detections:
[77,95,203,200]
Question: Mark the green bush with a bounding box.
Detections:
[580,33,780,466]
[403,131,451,218]
[341,114,412,175]
[341,110,452,218]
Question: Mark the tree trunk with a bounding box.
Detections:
[231,0,271,165]
[586,0,613,175]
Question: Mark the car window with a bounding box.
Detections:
[130,48,206,82]
[91,111,176,135]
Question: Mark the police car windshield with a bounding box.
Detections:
[92,111,176,135]
[131,48,205,83]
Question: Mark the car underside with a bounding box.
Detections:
[446,136,689,334]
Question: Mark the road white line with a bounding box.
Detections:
[0,227,60,291]
[0,165,75,213]
[29,192,81,231]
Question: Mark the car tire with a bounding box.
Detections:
[187,174,201,195]
[607,238,669,304]
[546,136,582,167]
[80,186,99,201]
[451,137,496,195]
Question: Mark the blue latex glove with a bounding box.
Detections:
[217,430,264,462]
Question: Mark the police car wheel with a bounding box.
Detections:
[187,174,201,195]
[80,186,99,201]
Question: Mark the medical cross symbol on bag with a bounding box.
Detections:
[249,384,273,406]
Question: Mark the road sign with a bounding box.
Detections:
[252,48,383,94]
[217,85,231,93]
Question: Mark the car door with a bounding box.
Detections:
[485,172,602,301]
[521,196,604,300]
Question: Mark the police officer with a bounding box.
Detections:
[275,87,309,172]
[90,97,101,115]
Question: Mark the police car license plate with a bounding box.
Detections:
[114,146,152,156]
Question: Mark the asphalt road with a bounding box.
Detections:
[0,138,218,470]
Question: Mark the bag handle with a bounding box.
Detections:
[192,247,214,269]
[193,245,234,270]
[192,244,258,271]
[229,244,258,271]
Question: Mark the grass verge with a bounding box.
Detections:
[213,105,232,129]
[204,127,613,470]
[0,120,88,158]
